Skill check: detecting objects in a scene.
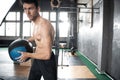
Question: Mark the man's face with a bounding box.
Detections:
[23,3,39,21]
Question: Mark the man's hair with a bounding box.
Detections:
[21,0,39,8]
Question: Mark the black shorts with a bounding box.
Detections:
[28,52,57,80]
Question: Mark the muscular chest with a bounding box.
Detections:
[33,26,42,40]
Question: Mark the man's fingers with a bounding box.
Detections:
[17,51,22,53]
[17,59,24,63]
[15,56,21,60]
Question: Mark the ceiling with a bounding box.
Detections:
[77,0,100,7]
[78,0,90,3]
[10,0,100,11]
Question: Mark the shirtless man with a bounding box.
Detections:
[19,0,57,80]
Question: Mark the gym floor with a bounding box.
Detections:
[0,48,97,80]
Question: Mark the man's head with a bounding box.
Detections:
[21,0,40,21]
[21,0,39,8]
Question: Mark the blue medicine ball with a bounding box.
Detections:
[8,38,33,62]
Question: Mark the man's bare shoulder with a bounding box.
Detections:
[40,17,53,29]
[41,17,51,24]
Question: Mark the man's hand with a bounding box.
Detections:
[16,51,29,63]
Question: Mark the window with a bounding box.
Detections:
[0,23,5,36]
[6,23,16,36]
[59,22,70,37]
[50,12,56,21]
[0,11,70,38]
[59,12,68,22]
[0,12,20,36]
[16,23,20,36]
[50,12,56,35]
[23,13,33,36]
[6,12,20,20]
[42,12,49,20]
[59,12,69,37]
[23,22,33,36]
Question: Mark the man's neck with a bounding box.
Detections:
[33,14,41,24]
